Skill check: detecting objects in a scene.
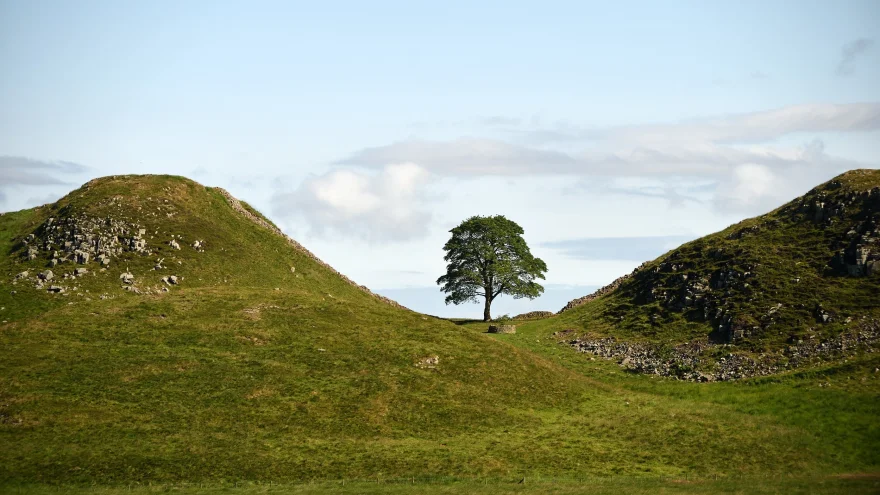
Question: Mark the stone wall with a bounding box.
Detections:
[557,262,649,314]
[512,311,553,320]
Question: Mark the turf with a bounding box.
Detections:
[1,175,877,493]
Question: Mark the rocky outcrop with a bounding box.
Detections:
[214,188,408,310]
[21,215,150,268]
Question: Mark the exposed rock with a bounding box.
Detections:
[168,239,181,250]
[161,275,179,285]
[14,271,29,280]
[75,268,88,276]
[120,272,135,285]
[415,355,440,369]
[38,270,54,281]
[21,215,150,266]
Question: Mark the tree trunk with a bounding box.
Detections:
[483,296,492,321]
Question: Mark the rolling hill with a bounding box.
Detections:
[1,174,878,493]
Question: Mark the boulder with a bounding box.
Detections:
[38,270,54,281]
[120,272,135,285]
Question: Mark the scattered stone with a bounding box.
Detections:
[14,271,29,280]
[568,318,880,382]
[168,239,181,250]
[75,268,88,276]
[38,270,54,281]
[120,272,135,285]
[416,355,440,369]
[47,285,64,293]
[161,275,179,285]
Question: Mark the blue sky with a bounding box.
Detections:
[2,0,879,317]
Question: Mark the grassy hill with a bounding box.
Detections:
[560,170,880,345]
[1,175,878,493]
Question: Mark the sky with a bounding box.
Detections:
[2,0,879,317]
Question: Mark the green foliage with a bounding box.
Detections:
[437,215,547,321]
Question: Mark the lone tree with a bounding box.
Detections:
[437,215,548,321]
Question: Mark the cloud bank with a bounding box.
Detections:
[336,103,879,217]
[0,156,88,207]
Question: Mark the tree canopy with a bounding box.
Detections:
[437,215,547,321]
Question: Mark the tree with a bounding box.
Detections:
[437,215,548,321]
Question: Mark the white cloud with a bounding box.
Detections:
[333,103,880,216]
[714,164,776,213]
[271,163,435,242]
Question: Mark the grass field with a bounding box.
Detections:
[1,175,878,493]
[4,475,879,495]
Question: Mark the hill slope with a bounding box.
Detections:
[552,169,880,378]
[561,170,880,343]
[1,175,878,487]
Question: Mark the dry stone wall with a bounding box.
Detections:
[557,262,649,314]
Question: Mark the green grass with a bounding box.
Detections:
[1,175,878,492]
[3,475,879,495]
